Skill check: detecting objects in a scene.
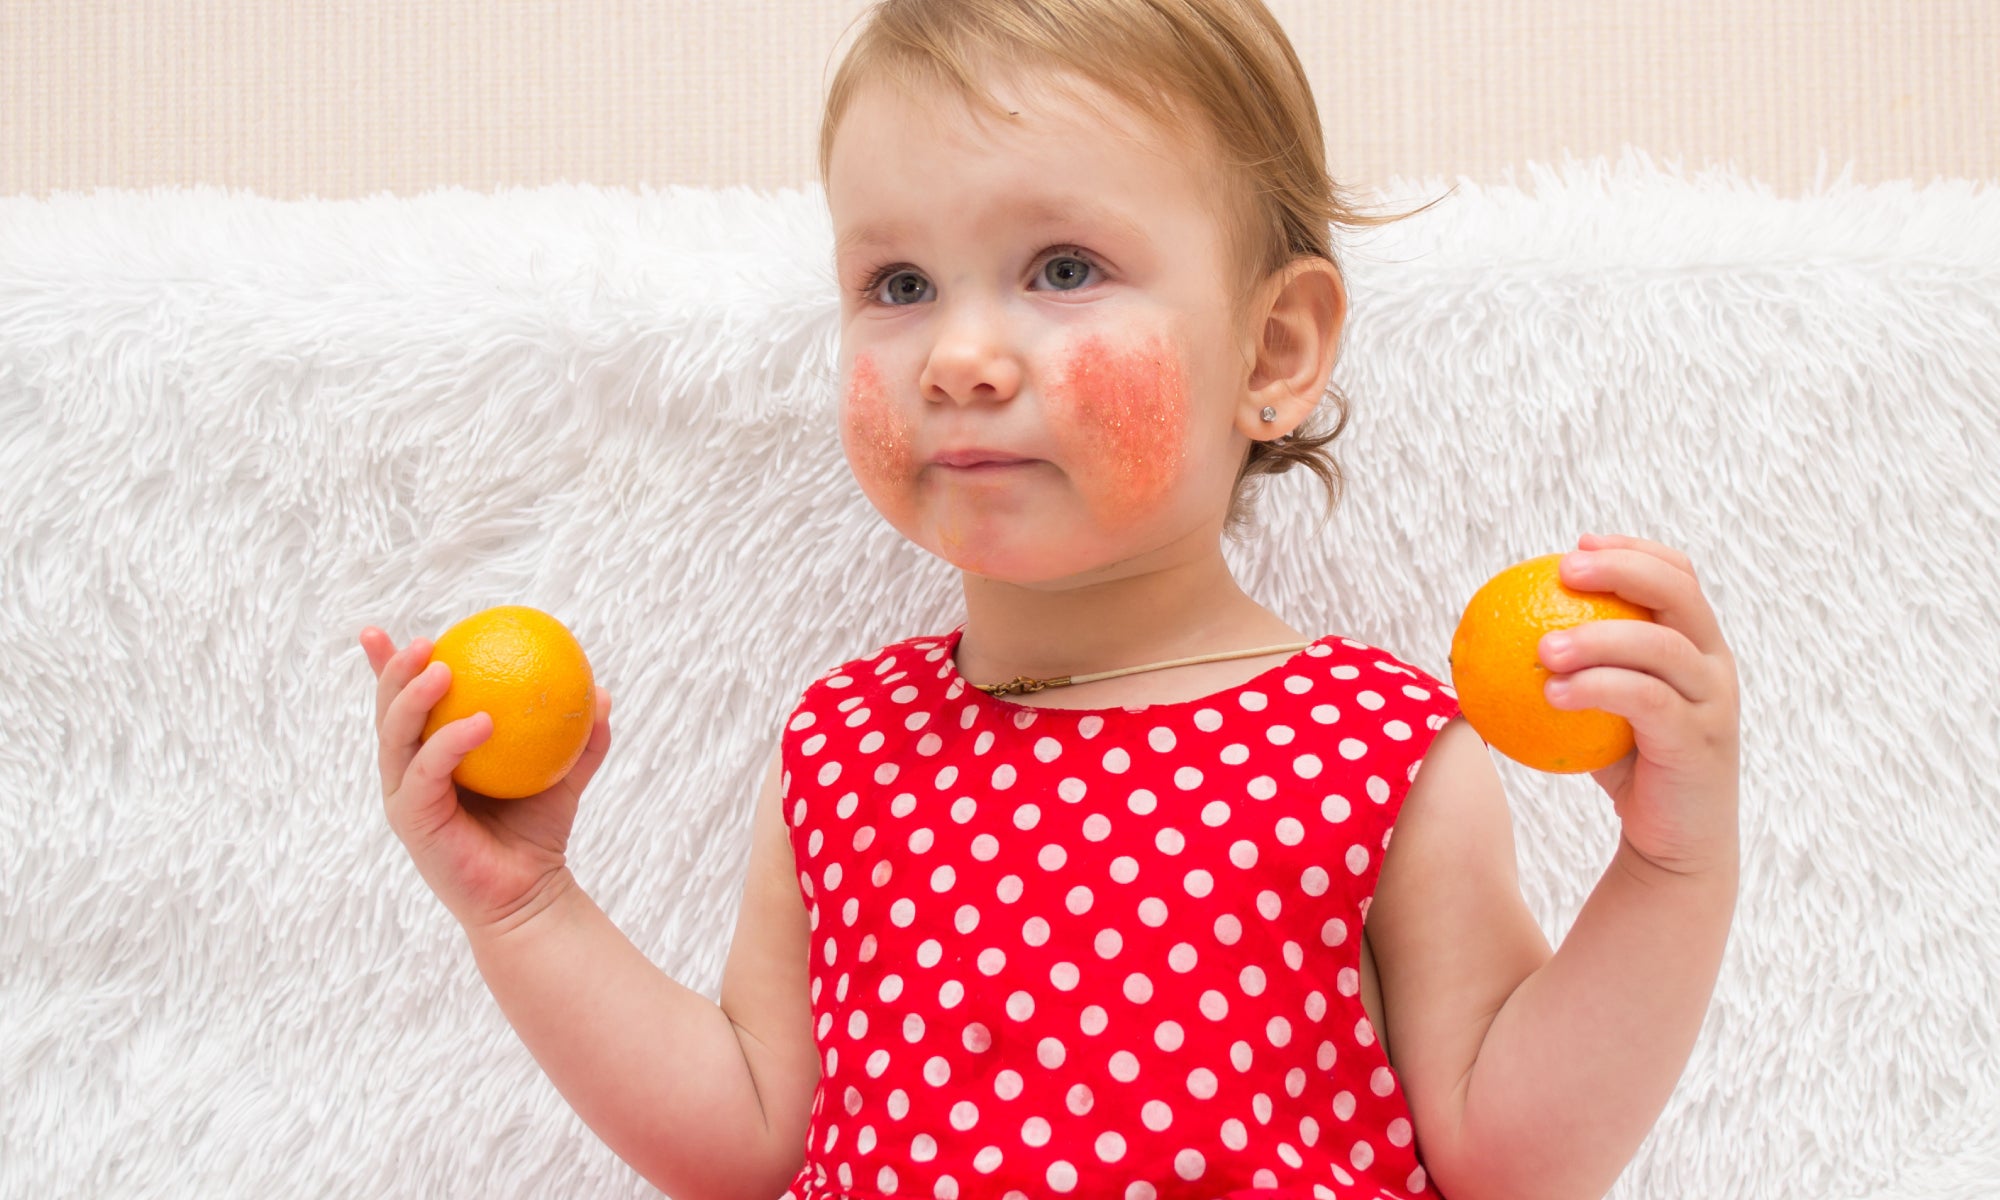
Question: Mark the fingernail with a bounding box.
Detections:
[1541,631,1571,658]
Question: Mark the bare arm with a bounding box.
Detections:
[1370,718,1738,1200]
[464,740,818,1200]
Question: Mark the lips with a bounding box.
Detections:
[931,448,1036,468]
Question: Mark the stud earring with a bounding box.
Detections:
[1259,406,1277,422]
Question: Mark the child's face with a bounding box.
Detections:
[828,68,1263,585]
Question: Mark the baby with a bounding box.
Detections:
[360,2,1742,1198]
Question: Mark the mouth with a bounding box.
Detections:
[935,459,1039,474]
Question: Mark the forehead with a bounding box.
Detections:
[827,70,1205,252]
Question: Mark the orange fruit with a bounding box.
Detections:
[1448,553,1652,774]
[419,605,595,799]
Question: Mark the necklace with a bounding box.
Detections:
[970,640,1314,697]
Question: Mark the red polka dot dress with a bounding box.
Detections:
[778,625,1463,1200]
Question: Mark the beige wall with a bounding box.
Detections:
[4,0,1994,202]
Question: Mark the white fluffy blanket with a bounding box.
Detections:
[3,152,1996,1199]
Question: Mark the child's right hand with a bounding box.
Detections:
[361,626,614,934]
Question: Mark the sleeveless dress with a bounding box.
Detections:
[778,624,1463,1200]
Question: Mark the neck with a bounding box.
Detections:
[953,535,1305,682]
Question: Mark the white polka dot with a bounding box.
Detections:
[1333,1090,1356,1120]
[1083,813,1112,841]
[880,974,904,1002]
[1110,856,1140,883]
[1229,840,1258,868]
[1220,743,1249,766]
[1278,1142,1303,1169]
[1239,690,1268,712]
[1005,990,1034,1020]
[997,875,1024,903]
[1293,753,1323,779]
[1174,1148,1205,1180]
[1109,1050,1141,1082]
[1387,1117,1413,1147]
[1155,827,1185,854]
[1316,1040,1336,1070]
[1372,1066,1397,1096]
[978,947,1006,975]
[1300,866,1330,896]
[1337,966,1359,996]
[1199,990,1228,1020]
[1257,890,1282,919]
[940,980,965,1007]
[1230,1041,1253,1071]
[1275,817,1305,846]
[1268,1016,1292,1046]
[995,1069,1024,1100]
[1126,1183,1156,1200]
[866,1048,890,1077]
[974,1145,1004,1173]
[1014,804,1041,830]
[891,898,916,927]
[1138,897,1169,926]
[1339,737,1368,760]
[1148,726,1177,752]
[1220,1118,1248,1150]
[1240,965,1267,995]
[1057,776,1087,803]
[1168,942,1198,972]
[1080,1005,1108,1035]
[1046,1160,1076,1192]
[1095,1131,1126,1162]
[1069,1082,1095,1114]
[1356,1016,1377,1046]
[1322,794,1351,823]
[905,1013,927,1042]
[1038,1038,1066,1068]
[1095,929,1123,958]
[1253,1093,1273,1123]
[1155,1021,1184,1051]
[1214,914,1242,944]
[1201,800,1230,825]
[1183,870,1213,898]
[951,797,976,822]
[963,1023,992,1052]
[823,863,844,891]
[935,1174,959,1199]
[1268,719,1298,741]
[923,1056,951,1086]
[1040,844,1069,871]
[970,834,999,861]
[912,1132,937,1160]
[1174,766,1203,790]
[1103,747,1131,773]
[1193,707,1224,732]
[1124,973,1154,1003]
[1127,789,1157,815]
[1300,1114,1321,1146]
[1022,915,1050,946]
[951,1099,980,1130]
[1346,844,1370,874]
[1247,775,1277,800]
[1384,719,1412,741]
[1051,961,1081,990]
[1305,991,1327,1021]
[1367,775,1391,804]
[1142,1099,1173,1130]
[1350,1140,1375,1170]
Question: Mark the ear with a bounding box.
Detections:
[1236,257,1347,442]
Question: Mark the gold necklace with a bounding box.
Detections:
[970,640,1314,697]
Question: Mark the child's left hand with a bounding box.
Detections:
[1537,532,1742,877]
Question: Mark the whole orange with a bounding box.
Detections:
[419,605,595,799]
[1448,554,1653,774]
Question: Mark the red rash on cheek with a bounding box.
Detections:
[841,352,917,491]
[1047,332,1191,527]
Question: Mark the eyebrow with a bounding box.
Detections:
[834,197,1148,260]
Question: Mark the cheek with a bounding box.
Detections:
[840,351,917,493]
[1046,332,1192,526]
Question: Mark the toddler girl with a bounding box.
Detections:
[361,2,1742,1198]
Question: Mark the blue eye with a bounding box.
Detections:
[856,246,1100,306]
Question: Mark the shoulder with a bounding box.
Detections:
[782,630,952,752]
[1316,633,1458,710]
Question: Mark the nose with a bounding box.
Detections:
[919,297,1023,407]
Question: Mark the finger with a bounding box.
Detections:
[389,711,492,843]
[1544,664,1701,768]
[557,689,615,798]
[377,655,451,798]
[373,635,435,732]
[1538,617,1716,706]
[1576,531,1697,580]
[1559,545,1728,660]
[360,628,390,679]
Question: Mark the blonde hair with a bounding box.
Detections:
[819,0,1451,543]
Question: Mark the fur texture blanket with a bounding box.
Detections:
[2,151,1996,1198]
